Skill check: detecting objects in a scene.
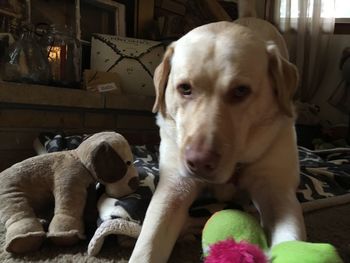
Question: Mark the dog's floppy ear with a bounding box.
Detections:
[267,42,298,117]
[152,45,174,115]
[90,142,127,183]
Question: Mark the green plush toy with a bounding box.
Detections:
[271,241,343,263]
[202,209,343,263]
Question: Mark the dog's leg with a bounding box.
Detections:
[249,180,306,246]
[241,128,306,246]
[129,174,203,263]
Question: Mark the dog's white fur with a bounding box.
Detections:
[129,1,306,262]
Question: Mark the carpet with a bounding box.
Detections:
[0,223,201,263]
[2,137,349,262]
[0,204,349,263]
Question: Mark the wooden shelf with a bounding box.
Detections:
[0,81,159,171]
[0,81,155,112]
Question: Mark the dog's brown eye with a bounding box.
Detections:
[177,83,192,96]
[126,161,131,166]
[231,85,251,101]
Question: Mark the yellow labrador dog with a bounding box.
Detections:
[130,1,306,262]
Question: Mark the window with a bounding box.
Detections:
[280,0,350,19]
[335,0,350,33]
[335,0,350,19]
[279,0,350,33]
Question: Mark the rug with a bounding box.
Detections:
[0,133,349,262]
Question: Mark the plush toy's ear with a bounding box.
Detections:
[152,45,174,116]
[267,42,298,117]
[90,142,127,183]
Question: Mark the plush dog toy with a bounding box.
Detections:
[0,131,139,254]
[202,210,343,263]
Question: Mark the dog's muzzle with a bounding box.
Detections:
[184,145,221,180]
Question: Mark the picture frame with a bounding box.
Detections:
[77,0,126,42]
[115,0,155,38]
[75,0,127,70]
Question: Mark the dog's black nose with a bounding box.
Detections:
[185,145,220,177]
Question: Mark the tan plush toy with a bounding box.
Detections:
[0,131,139,254]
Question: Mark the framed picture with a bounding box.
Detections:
[79,0,126,42]
[115,0,155,38]
[75,0,126,73]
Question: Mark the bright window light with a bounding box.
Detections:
[280,0,350,18]
[336,0,350,18]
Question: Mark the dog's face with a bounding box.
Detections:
[76,132,139,197]
[153,22,298,184]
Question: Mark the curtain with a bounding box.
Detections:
[272,0,335,102]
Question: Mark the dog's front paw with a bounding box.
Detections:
[47,214,85,246]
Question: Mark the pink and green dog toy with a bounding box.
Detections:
[202,210,343,263]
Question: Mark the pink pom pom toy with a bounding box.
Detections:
[204,238,268,263]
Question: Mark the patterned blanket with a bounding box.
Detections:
[33,133,350,256]
[297,146,350,211]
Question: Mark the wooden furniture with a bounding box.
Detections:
[0,81,158,171]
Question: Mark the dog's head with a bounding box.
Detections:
[76,132,139,197]
[153,22,298,184]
